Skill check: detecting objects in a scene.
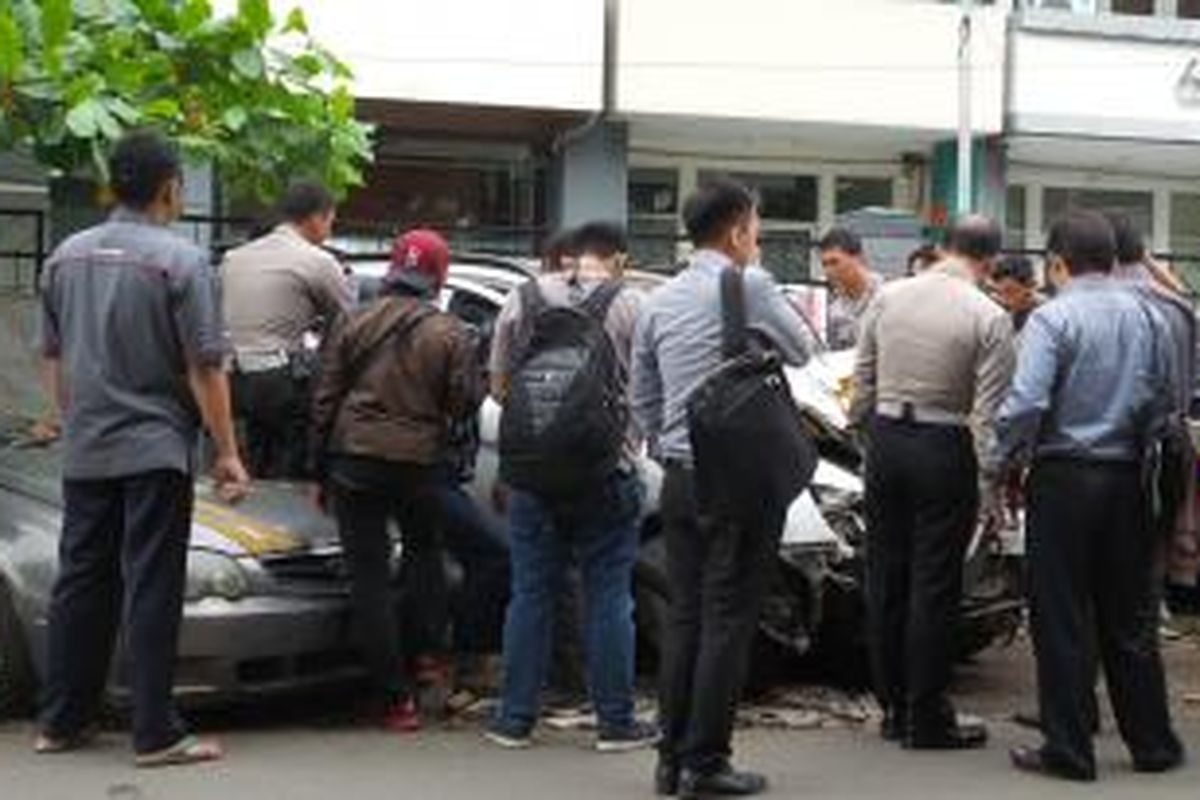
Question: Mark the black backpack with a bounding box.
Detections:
[499,279,627,497]
[687,268,818,515]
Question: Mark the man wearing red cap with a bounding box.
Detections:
[310,229,481,732]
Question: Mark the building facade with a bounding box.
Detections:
[6,0,1200,283]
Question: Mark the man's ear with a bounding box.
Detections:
[1047,256,1069,287]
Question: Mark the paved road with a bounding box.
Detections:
[2,717,1199,800]
[2,637,1198,799]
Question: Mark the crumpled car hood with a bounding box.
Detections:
[0,435,335,559]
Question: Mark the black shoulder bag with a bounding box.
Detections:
[686,268,818,515]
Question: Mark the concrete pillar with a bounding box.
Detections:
[551,120,628,231]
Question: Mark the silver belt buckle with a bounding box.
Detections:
[236,350,288,373]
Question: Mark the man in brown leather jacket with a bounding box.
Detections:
[310,229,480,733]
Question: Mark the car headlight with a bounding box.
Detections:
[185,550,251,602]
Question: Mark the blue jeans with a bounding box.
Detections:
[496,471,642,732]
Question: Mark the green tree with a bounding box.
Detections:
[0,0,374,203]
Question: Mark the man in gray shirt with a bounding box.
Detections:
[632,179,814,799]
[36,131,248,767]
[851,215,1015,752]
[818,226,884,350]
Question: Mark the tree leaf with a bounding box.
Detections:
[281,7,307,35]
[41,0,72,74]
[142,96,181,120]
[93,100,122,140]
[104,95,140,124]
[65,99,101,138]
[237,0,271,38]
[231,48,264,80]
[222,105,246,131]
[0,10,22,83]
[177,0,211,33]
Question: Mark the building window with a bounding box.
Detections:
[1170,193,1200,255]
[757,231,813,284]
[1006,185,1027,249]
[700,171,819,223]
[1042,187,1153,240]
[1170,193,1200,292]
[1023,0,1098,12]
[836,177,893,215]
[1110,0,1154,14]
[1179,0,1200,18]
[628,168,678,217]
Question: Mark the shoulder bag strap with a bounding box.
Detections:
[508,279,546,373]
[328,300,436,429]
[580,280,623,322]
[720,267,749,359]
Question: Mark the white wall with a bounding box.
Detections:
[270,0,605,110]
[1011,30,1200,140]
[616,0,1006,134]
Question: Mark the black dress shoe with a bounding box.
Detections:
[904,721,989,751]
[656,759,680,796]
[1134,749,1185,774]
[679,764,768,798]
[1010,746,1096,782]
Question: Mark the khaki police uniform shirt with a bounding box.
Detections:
[850,258,1017,477]
[221,225,353,360]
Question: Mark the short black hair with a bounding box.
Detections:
[992,254,1035,286]
[572,221,628,259]
[108,129,182,210]
[1046,211,1116,276]
[278,181,335,223]
[946,215,1002,262]
[682,178,757,248]
[817,227,863,256]
[906,243,940,274]
[542,228,576,272]
[1105,213,1146,265]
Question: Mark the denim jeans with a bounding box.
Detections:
[437,475,510,655]
[495,470,642,732]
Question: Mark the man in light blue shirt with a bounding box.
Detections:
[998,211,1184,783]
[632,179,813,799]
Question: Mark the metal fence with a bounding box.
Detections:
[5,206,1200,299]
[0,209,47,294]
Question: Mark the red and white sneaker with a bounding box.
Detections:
[382,698,421,734]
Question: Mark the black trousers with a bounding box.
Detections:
[864,417,978,733]
[658,463,786,773]
[40,470,192,754]
[329,455,447,707]
[1027,459,1183,775]
[232,367,310,480]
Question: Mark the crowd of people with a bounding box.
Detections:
[28,128,1197,795]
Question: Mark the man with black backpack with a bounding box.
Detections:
[486,222,658,752]
[632,180,817,798]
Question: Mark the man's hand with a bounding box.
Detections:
[212,453,251,504]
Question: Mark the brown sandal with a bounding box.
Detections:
[134,735,223,769]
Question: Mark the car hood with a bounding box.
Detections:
[0,437,336,559]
